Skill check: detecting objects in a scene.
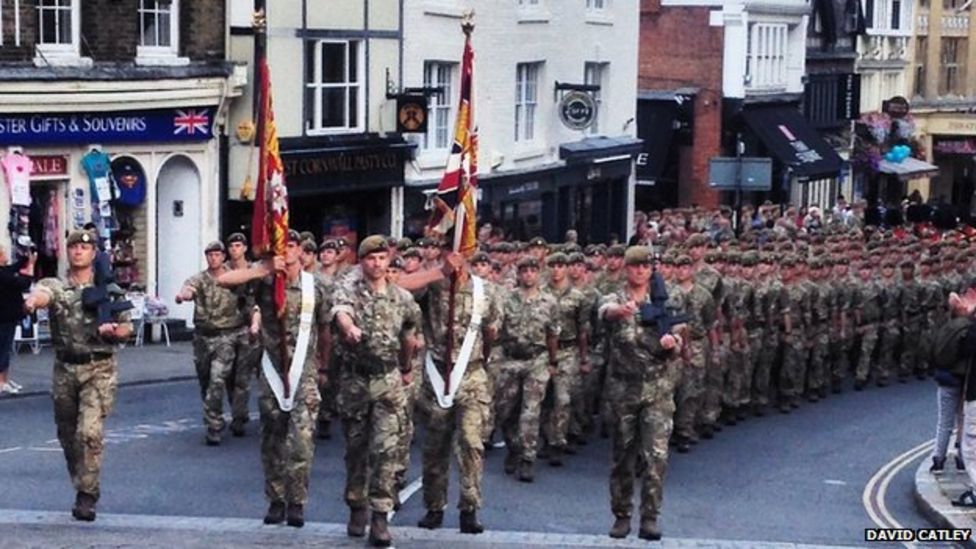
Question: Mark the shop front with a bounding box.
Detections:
[0,107,224,323]
[916,114,976,220]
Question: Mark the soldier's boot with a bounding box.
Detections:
[608,516,631,538]
[638,516,662,541]
[752,404,766,417]
[818,386,828,399]
[230,420,246,438]
[263,501,285,525]
[205,428,221,446]
[459,510,484,534]
[548,446,564,467]
[286,504,304,528]
[721,407,737,426]
[503,450,518,475]
[854,379,866,391]
[369,511,392,547]
[417,510,444,530]
[71,491,97,522]
[735,407,748,422]
[675,435,691,454]
[317,419,332,440]
[698,424,714,440]
[347,507,369,537]
[832,380,844,394]
[517,460,535,483]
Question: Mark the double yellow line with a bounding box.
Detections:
[862,439,937,549]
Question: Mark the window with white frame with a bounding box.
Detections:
[305,40,364,134]
[518,0,541,5]
[584,62,606,134]
[864,0,911,31]
[139,1,178,54]
[515,62,541,143]
[36,0,78,57]
[423,62,457,151]
[586,0,607,10]
[746,23,789,90]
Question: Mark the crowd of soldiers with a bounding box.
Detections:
[24,202,976,546]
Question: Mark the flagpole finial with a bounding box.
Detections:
[461,10,475,35]
[252,8,267,33]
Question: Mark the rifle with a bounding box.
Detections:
[638,257,690,335]
[82,250,134,326]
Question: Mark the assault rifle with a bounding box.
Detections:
[637,255,690,335]
[82,250,133,326]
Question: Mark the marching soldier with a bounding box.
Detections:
[898,259,923,382]
[316,238,343,439]
[217,229,331,528]
[877,258,902,387]
[752,252,782,415]
[599,246,684,541]
[176,241,250,444]
[806,257,831,401]
[24,229,133,521]
[828,253,855,393]
[853,258,883,390]
[778,255,807,412]
[226,232,261,436]
[470,251,506,448]
[331,235,422,546]
[495,256,560,482]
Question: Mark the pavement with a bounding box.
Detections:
[2,339,195,399]
[915,451,976,548]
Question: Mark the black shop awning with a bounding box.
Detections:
[635,98,679,183]
[742,106,844,179]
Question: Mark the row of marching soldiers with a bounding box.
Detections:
[174,227,976,545]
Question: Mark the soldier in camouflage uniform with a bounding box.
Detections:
[176,241,250,444]
[397,247,499,534]
[495,257,560,482]
[569,251,602,442]
[853,259,883,390]
[778,255,807,412]
[828,253,855,393]
[24,229,133,521]
[225,232,262,437]
[669,255,717,452]
[217,229,331,528]
[805,257,831,401]
[897,259,923,382]
[877,258,901,387]
[315,238,342,440]
[735,252,761,418]
[331,235,422,546]
[470,251,506,448]
[919,256,944,378]
[690,238,724,433]
[752,252,781,415]
[600,246,684,541]
[542,252,590,465]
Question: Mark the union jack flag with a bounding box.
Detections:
[173,109,211,136]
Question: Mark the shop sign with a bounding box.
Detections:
[934,138,976,155]
[396,95,428,134]
[882,96,910,118]
[30,155,68,177]
[282,151,401,178]
[559,91,597,131]
[0,107,216,146]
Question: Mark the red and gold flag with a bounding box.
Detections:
[427,29,478,258]
[250,58,290,317]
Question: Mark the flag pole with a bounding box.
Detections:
[252,1,293,399]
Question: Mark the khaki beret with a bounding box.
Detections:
[741,252,759,267]
[528,236,548,248]
[546,252,570,266]
[300,240,317,253]
[227,232,247,245]
[397,237,413,251]
[66,230,96,247]
[205,240,225,253]
[319,239,340,252]
[298,231,315,243]
[471,251,491,264]
[607,244,626,257]
[624,246,652,266]
[402,247,422,259]
[686,234,708,247]
[675,254,693,266]
[287,229,302,243]
[389,257,404,270]
[358,234,389,258]
[517,256,541,270]
[568,252,586,264]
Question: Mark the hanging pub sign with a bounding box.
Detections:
[396,95,428,134]
[0,107,216,146]
[559,91,597,131]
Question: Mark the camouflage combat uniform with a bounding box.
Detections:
[331,276,422,513]
[255,273,329,507]
[853,277,883,384]
[669,281,716,443]
[877,275,902,385]
[37,276,132,504]
[898,268,923,380]
[543,282,589,452]
[599,288,681,523]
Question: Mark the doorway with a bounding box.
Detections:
[156,155,201,323]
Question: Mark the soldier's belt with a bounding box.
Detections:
[504,347,545,360]
[57,351,113,364]
[196,325,244,337]
[344,360,397,377]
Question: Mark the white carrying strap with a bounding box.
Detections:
[426,275,486,409]
[261,271,315,412]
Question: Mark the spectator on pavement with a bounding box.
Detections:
[929,293,971,473]
[0,244,34,395]
[947,291,976,507]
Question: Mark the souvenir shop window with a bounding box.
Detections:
[109,157,147,289]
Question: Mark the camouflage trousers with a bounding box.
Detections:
[483,346,504,442]
[52,357,118,500]
[855,324,879,383]
[700,336,727,426]
[542,347,583,448]
[394,370,422,488]
[576,349,604,437]
[673,338,707,442]
[194,328,249,433]
[606,363,678,521]
[258,371,320,505]
[806,326,830,393]
[495,354,551,462]
[337,369,405,513]
[753,328,778,408]
[737,329,762,408]
[421,362,490,512]
[779,332,805,399]
[877,322,900,384]
[232,329,261,427]
[830,330,854,386]
[317,349,340,427]
[899,317,922,378]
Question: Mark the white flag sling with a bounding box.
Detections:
[426,275,486,409]
[261,271,314,412]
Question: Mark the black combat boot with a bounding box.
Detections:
[369,511,392,546]
[205,429,221,446]
[930,456,946,473]
[230,420,246,437]
[417,510,444,529]
[316,419,332,440]
[459,510,484,534]
[504,449,518,475]
[548,446,564,467]
[638,516,662,541]
[72,491,97,522]
[263,501,285,525]
[517,460,534,483]
[286,504,304,528]
[608,516,631,538]
[698,424,714,439]
[347,507,368,537]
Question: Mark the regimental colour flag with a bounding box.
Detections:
[250,58,290,319]
[427,28,478,258]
